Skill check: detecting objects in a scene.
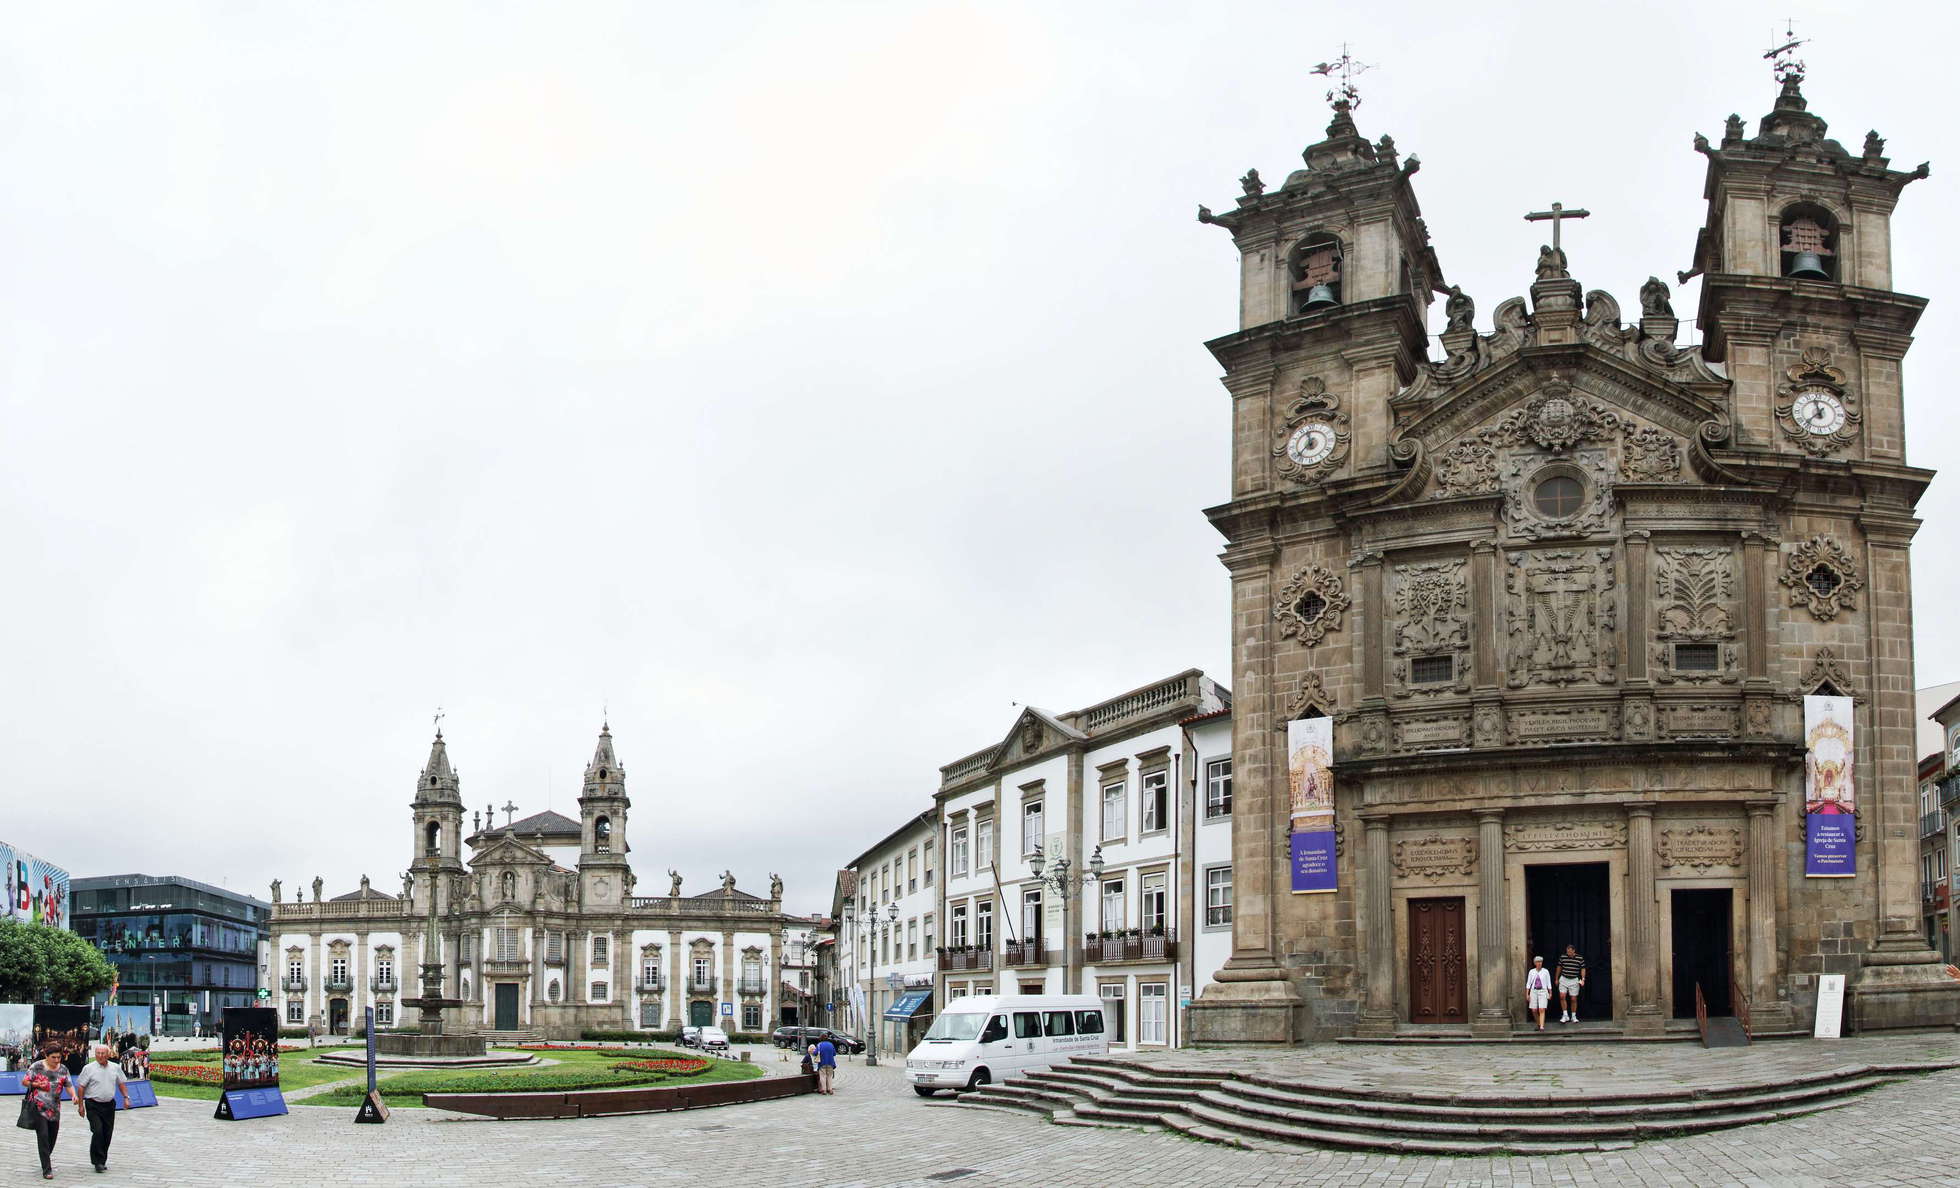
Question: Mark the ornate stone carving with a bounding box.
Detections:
[1621,696,1655,740]
[1389,559,1470,696]
[1275,563,1352,647]
[1652,546,1738,685]
[1514,388,1619,452]
[1505,548,1618,688]
[1501,449,1613,541]
[1443,286,1474,334]
[1393,835,1477,880]
[1772,347,1862,456]
[1505,705,1618,744]
[1658,824,1743,871]
[1393,713,1469,748]
[1285,671,1334,720]
[1272,376,1352,484]
[1620,425,1682,481]
[1779,535,1864,621]
[1797,646,1859,700]
[1472,703,1504,746]
[1433,439,1500,498]
[1503,818,1628,852]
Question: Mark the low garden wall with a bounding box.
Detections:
[425,1070,816,1118]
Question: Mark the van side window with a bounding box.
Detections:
[1075,1009,1104,1035]
[980,1015,1009,1043]
[1043,1010,1075,1037]
[1014,1012,1042,1039]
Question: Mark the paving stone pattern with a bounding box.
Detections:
[30,1039,1960,1186]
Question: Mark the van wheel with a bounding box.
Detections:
[964,1068,991,1092]
[912,1086,937,1097]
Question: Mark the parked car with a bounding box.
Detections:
[697,1025,731,1052]
[771,1025,865,1053]
[676,1026,703,1049]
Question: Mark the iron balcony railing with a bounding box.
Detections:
[369,976,397,993]
[324,976,353,992]
[1921,809,1948,838]
[1003,938,1048,966]
[688,975,718,995]
[1083,930,1179,964]
[738,977,767,996]
[1941,774,1960,810]
[936,948,993,972]
[639,974,665,992]
[282,976,306,992]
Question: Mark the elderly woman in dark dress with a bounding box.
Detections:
[22,1045,70,1180]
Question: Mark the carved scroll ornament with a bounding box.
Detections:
[1779,536,1864,621]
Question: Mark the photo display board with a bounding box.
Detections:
[0,842,69,929]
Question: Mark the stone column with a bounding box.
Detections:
[1624,803,1663,1036]
[355,930,369,1029]
[1355,813,1396,1036]
[1746,798,1793,1030]
[668,928,684,1030]
[722,929,737,1027]
[309,933,323,1029]
[570,928,587,1007]
[1472,809,1510,1036]
[615,927,631,1029]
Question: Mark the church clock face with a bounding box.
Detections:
[1286,422,1338,467]
[1790,387,1846,435]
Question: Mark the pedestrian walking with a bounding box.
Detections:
[1556,944,1588,1023]
[1525,956,1553,1032]
[75,1044,131,1173]
[810,1036,838,1095]
[20,1047,70,1180]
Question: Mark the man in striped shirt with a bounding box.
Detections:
[1556,945,1587,1023]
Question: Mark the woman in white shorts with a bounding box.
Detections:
[1524,955,1554,1031]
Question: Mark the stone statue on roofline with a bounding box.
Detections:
[269,879,281,904]
[1535,244,1568,281]
[1640,275,1673,318]
[668,869,682,896]
[1444,285,1475,333]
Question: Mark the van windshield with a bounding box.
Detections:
[923,1013,986,1042]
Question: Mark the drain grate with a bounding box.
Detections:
[925,1172,978,1182]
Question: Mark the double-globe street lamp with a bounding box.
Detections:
[858,900,899,1067]
[1027,844,1104,994]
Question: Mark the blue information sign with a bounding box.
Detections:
[1290,829,1337,893]
[122,1081,159,1109]
[220,1088,289,1120]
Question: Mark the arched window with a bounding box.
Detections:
[548,979,561,1002]
[424,821,440,855]
[595,816,612,854]
[1779,203,1838,280]
[1289,232,1343,313]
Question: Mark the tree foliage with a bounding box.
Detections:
[0,919,116,1003]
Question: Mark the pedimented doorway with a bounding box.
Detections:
[1524,862,1613,1021]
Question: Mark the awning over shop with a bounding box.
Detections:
[883,990,932,1020]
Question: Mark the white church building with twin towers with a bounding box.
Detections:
[264,723,808,1041]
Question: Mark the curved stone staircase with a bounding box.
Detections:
[948,1053,1957,1155]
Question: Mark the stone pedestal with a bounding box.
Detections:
[1187,964,1305,1045]
[1851,945,1960,1031]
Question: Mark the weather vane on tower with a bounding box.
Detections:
[1765,18,1807,88]
[1311,44,1372,110]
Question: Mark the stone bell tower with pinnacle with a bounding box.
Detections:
[410,716,467,918]
[577,722,632,910]
[1189,54,1448,1042]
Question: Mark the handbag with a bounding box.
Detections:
[15,1094,34,1130]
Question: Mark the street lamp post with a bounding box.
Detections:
[859,901,899,1067]
[1029,844,1104,995]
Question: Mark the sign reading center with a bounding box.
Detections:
[1288,716,1337,894]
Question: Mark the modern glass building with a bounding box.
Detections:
[70,874,270,1036]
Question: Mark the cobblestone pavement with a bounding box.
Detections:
[25,1039,1960,1187]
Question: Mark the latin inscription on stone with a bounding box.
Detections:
[1392,835,1477,880]
[1658,824,1743,871]
[1510,708,1613,738]
[1396,716,1467,745]
[1503,819,1628,852]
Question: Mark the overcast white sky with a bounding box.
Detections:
[4,1,1957,916]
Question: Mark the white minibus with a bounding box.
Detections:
[902,993,1109,1096]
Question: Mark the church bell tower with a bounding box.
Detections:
[410,726,467,916]
[576,723,631,909]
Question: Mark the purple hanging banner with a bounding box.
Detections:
[1803,695,1856,878]
[1287,717,1337,894]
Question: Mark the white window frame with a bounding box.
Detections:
[286,1000,304,1023]
[592,935,609,965]
[1205,758,1233,820]
[591,981,608,1002]
[1101,782,1126,842]
[1140,870,1167,933]
[1022,889,1043,944]
[908,918,918,959]
[951,826,970,878]
[924,840,936,887]
[1100,876,1126,933]
[977,899,994,951]
[950,904,969,948]
[1140,769,1169,834]
[1205,865,1234,928]
[1022,801,1044,856]
[1139,983,1168,1045]
[374,1001,394,1026]
[976,818,994,870]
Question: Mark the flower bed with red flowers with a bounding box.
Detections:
[149,1064,225,1085]
[610,1058,710,1076]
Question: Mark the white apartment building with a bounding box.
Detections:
[839,811,939,1057]
[935,669,1234,1050]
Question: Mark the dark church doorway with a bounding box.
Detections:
[689,999,713,1027]
[494,983,520,1031]
[329,999,348,1035]
[1524,862,1613,1021]
[1670,888,1733,1018]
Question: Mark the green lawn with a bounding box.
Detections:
[149,1045,367,1100]
[309,1046,765,1109]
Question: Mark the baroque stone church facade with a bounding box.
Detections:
[1188,72,1960,1042]
[268,726,797,1039]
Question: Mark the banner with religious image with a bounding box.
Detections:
[1803,694,1856,877]
[1287,716,1337,893]
[221,1007,281,1090]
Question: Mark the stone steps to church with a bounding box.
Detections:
[1212,1070,1898,1121]
[1020,1067,1213,1097]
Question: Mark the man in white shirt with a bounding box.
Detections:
[74,1044,131,1173]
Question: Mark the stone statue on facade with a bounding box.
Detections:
[312,876,324,903]
[1640,275,1673,317]
[269,879,281,904]
[720,870,736,894]
[1239,168,1264,196]
[1444,285,1475,333]
[1534,244,1568,281]
[668,869,682,896]
[401,871,414,900]
[769,872,783,899]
